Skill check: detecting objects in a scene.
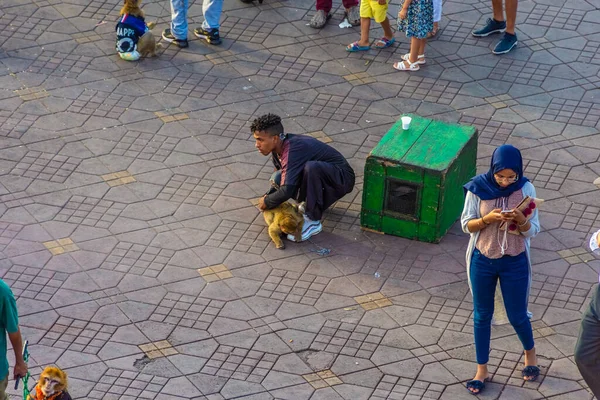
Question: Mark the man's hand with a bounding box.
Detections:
[258,196,267,211]
[14,359,27,381]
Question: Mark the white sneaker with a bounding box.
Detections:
[287,215,322,242]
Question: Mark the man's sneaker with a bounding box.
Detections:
[472,18,506,37]
[161,28,189,48]
[493,32,518,55]
[194,27,222,45]
[287,215,322,242]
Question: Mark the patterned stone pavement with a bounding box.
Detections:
[1,0,600,398]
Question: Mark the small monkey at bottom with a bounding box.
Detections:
[27,366,72,400]
[263,202,304,249]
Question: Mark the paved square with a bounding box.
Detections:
[1,0,600,398]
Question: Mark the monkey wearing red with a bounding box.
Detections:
[26,366,72,400]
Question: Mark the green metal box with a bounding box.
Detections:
[361,115,478,243]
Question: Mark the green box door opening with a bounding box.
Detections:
[361,115,478,243]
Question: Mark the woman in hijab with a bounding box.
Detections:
[461,144,540,395]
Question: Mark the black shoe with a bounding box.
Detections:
[162,28,189,48]
[194,27,222,45]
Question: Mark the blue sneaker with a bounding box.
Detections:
[287,215,322,242]
[472,18,506,37]
[493,32,518,54]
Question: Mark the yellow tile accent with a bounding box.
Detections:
[354,292,392,310]
[154,110,189,123]
[560,247,596,264]
[343,71,375,85]
[15,87,49,101]
[43,238,78,255]
[307,131,333,144]
[102,171,135,187]
[198,265,233,282]
[139,340,178,359]
[303,370,342,389]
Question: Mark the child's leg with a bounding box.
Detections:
[380,17,393,40]
[358,17,371,46]
[418,38,427,56]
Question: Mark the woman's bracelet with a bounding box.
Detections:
[518,219,529,228]
[481,216,489,225]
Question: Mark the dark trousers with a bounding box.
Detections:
[575,284,600,398]
[316,0,358,13]
[470,249,534,364]
[270,161,354,221]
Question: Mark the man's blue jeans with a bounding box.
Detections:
[170,0,224,40]
[470,249,534,364]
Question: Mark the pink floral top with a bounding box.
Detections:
[476,189,526,259]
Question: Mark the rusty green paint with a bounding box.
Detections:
[361,115,478,243]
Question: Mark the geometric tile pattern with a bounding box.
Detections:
[310,320,385,358]
[101,243,175,277]
[150,294,225,330]
[198,264,233,282]
[157,175,227,206]
[88,369,169,400]
[302,370,343,389]
[1,0,597,398]
[372,375,445,400]
[53,195,127,228]
[39,317,117,354]
[257,270,329,305]
[10,152,81,183]
[43,238,79,255]
[111,132,179,162]
[201,345,278,382]
[416,297,473,332]
[561,203,600,234]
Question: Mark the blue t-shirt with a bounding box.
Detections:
[115,14,147,53]
[0,280,18,380]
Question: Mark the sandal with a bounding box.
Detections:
[310,9,332,29]
[466,378,488,395]
[393,60,420,71]
[522,365,540,382]
[402,53,426,64]
[374,37,396,49]
[346,41,371,52]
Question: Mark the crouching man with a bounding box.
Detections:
[253,113,355,241]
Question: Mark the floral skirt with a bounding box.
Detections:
[397,0,433,39]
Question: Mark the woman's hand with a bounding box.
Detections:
[398,8,408,20]
[482,208,505,224]
[504,208,527,224]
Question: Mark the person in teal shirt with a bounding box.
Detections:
[0,280,26,400]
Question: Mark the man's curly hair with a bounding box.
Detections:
[251,113,284,136]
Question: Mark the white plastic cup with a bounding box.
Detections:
[401,116,412,130]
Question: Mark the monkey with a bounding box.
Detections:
[263,202,304,249]
[27,366,72,400]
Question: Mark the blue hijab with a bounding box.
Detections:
[464,144,529,200]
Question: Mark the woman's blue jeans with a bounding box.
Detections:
[470,249,534,364]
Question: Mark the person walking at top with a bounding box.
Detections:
[345,0,395,53]
[309,0,360,29]
[0,279,26,400]
[461,145,540,395]
[472,0,518,54]
[252,114,355,242]
[574,229,600,398]
[162,0,224,48]
[394,0,433,71]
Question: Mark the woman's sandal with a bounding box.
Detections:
[374,37,396,49]
[466,378,488,395]
[522,365,540,382]
[346,41,371,52]
[393,60,420,71]
[402,53,426,64]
